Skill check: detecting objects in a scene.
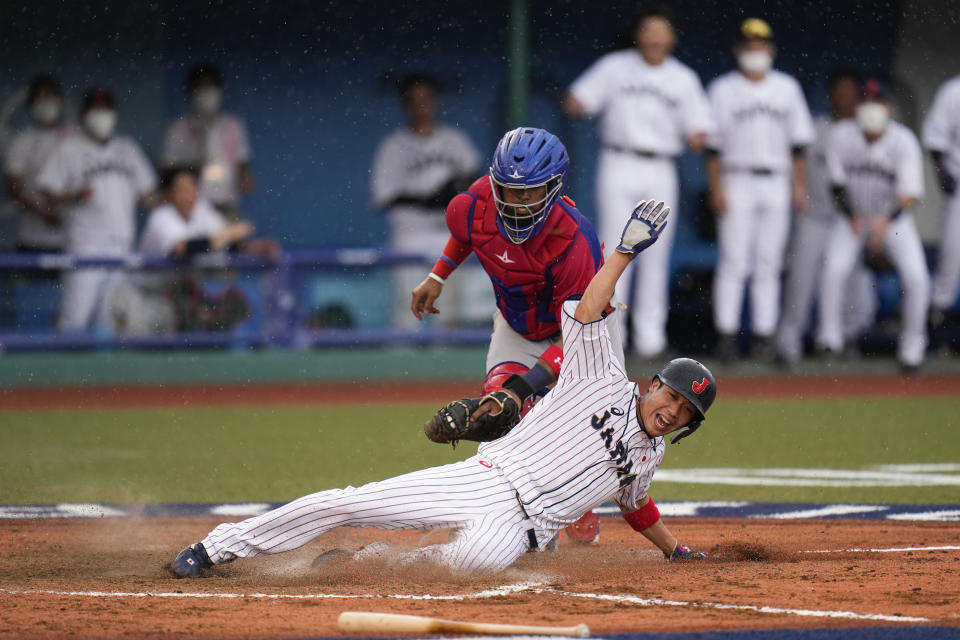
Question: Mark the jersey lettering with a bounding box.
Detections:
[590,409,637,488]
[732,103,789,123]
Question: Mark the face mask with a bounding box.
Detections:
[738,50,773,75]
[192,87,222,116]
[31,98,61,125]
[84,109,117,140]
[856,102,889,135]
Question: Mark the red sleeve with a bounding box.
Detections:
[548,233,602,318]
[445,192,476,244]
[432,236,472,280]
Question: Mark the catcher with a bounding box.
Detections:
[172,199,714,577]
[412,126,620,543]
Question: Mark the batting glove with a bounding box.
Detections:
[616,200,670,256]
[668,543,707,562]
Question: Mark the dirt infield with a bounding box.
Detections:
[1,517,957,638]
[2,373,959,410]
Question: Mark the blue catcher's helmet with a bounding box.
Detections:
[489,127,569,244]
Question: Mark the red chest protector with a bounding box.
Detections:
[446,178,603,340]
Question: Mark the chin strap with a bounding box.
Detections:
[669,419,702,444]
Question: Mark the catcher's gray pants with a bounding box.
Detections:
[201,455,553,572]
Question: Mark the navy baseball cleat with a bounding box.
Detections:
[170,542,213,578]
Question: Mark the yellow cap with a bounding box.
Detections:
[740,18,773,41]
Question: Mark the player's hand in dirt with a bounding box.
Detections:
[411,276,443,319]
[669,543,707,562]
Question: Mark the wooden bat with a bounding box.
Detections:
[338,611,590,637]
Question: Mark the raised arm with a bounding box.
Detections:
[574,200,670,323]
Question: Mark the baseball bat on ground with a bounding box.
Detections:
[338,611,590,637]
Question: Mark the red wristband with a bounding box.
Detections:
[622,497,661,532]
[540,344,564,377]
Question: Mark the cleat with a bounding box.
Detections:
[565,510,600,544]
[170,542,213,578]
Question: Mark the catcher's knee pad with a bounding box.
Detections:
[483,362,535,417]
[566,510,601,544]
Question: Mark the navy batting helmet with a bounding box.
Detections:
[653,357,717,444]
[489,127,569,244]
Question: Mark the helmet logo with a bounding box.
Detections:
[508,168,524,179]
[692,377,710,394]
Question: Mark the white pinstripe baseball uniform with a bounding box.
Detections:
[707,69,814,337]
[569,50,714,356]
[924,75,960,313]
[816,119,929,367]
[199,298,664,572]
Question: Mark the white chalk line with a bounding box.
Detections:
[0,575,934,624]
[801,544,960,554]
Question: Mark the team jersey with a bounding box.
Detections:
[568,50,714,155]
[805,115,844,219]
[139,198,228,257]
[161,112,251,207]
[826,119,924,219]
[3,124,75,250]
[479,298,664,526]
[371,125,479,211]
[923,75,960,181]
[706,69,814,171]
[446,178,603,341]
[35,134,156,254]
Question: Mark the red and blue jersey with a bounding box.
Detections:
[442,178,603,341]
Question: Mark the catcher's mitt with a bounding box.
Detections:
[424,391,522,446]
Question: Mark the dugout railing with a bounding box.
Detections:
[0,249,495,352]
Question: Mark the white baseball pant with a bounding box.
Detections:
[596,151,678,357]
[777,212,876,361]
[817,214,930,366]
[201,455,555,572]
[931,192,960,311]
[58,268,124,332]
[713,172,791,337]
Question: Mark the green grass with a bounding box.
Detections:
[1,397,957,505]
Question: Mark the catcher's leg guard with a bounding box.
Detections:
[483,362,536,417]
[565,510,601,544]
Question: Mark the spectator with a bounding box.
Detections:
[704,18,814,361]
[816,80,929,374]
[564,5,714,360]
[776,70,876,364]
[114,166,277,335]
[36,87,158,333]
[371,73,481,330]
[4,75,74,253]
[924,73,960,335]
[161,62,253,220]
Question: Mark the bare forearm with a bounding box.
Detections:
[705,153,723,191]
[639,518,678,557]
[574,252,632,323]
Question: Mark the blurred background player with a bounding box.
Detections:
[411,126,617,544]
[923,73,960,339]
[161,62,253,220]
[36,87,158,333]
[371,73,483,330]
[563,5,713,361]
[4,75,73,254]
[776,70,876,364]
[705,18,814,361]
[113,166,277,336]
[817,79,929,374]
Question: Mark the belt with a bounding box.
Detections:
[604,144,671,160]
[516,492,539,551]
[726,166,780,176]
